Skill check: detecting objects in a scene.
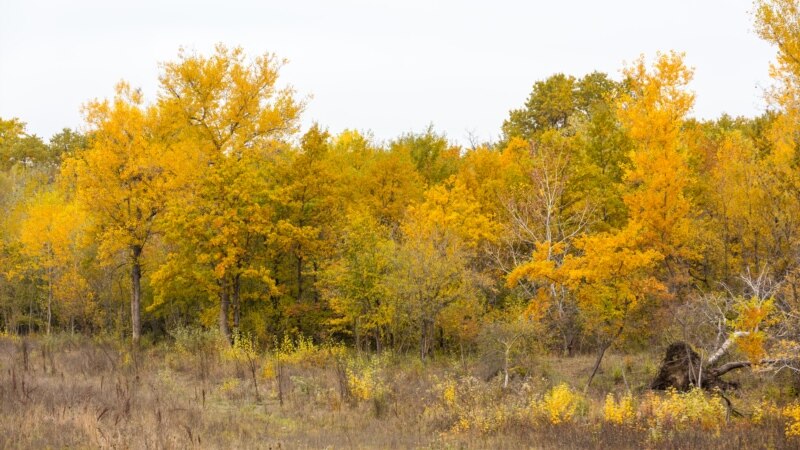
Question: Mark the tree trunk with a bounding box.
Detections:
[130,245,142,344]
[296,254,303,301]
[354,318,361,353]
[46,270,53,335]
[232,274,241,330]
[219,280,231,343]
[420,319,433,361]
[586,340,612,390]
[421,322,427,361]
[707,331,749,366]
[503,344,511,388]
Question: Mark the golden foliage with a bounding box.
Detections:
[534,383,584,425]
[603,392,635,425]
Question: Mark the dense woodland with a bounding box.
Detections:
[2,0,800,393]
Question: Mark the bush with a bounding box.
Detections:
[640,388,727,440]
[534,383,585,425]
[427,375,526,434]
[783,402,800,438]
[603,392,635,425]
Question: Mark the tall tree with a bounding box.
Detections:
[65,83,179,344]
[156,45,302,341]
[390,179,497,360]
[617,51,699,295]
[320,208,395,351]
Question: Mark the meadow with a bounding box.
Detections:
[0,332,796,449]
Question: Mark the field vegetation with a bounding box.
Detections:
[0,332,798,449]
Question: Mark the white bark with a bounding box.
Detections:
[707,331,749,366]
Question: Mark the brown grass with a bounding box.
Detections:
[0,334,796,449]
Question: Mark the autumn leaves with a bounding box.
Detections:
[2,1,800,379]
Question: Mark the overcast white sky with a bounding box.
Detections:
[0,0,777,145]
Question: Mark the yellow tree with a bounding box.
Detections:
[156,45,302,341]
[356,146,424,227]
[507,54,691,381]
[495,133,594,355]
[66,82,181,343]
[18,190,90,334]
[390,178,497,360]
[617,51,699,294]
[755,0,800,133]
[508,224,664,388]
[151,148,276,340]
[271,125,341,305]
[754,0,800,280]
[703,130,799,281]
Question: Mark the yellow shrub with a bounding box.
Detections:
[262,361,276,379]
[752,399,781,425]
[603,393,635,425]
[222,330,258,362]
[641,388,726,437]
[443,380,457,407]
[347,359,387,401]
[536,383,583,425]
[426,376,523,434]
[783,402,800,437]
[270,334,344,369]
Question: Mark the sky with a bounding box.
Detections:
[0,0,777,146]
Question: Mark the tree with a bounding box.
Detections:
[271,125,341,306]
[390,179,497,360]
[152,146,277,341]
[155,44,302,342]
[48,128,88,162]
[617,51,699,295]
[495,133,593,355]
[755,0,800,125]
[502,72,622,142]
[356,145,424,227]
[0,118,52,170]
[508,225,665,388]
[503,74,577,139]
[66,82,180,344]
[320,208,395,352]
[389,126,461,186]
[158,44,302,158]
[17,190,89,334]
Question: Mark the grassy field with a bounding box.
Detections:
[0,333,797,449]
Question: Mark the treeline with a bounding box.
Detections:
[1,1,799,378]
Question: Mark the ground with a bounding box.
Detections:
[0,334,796,449]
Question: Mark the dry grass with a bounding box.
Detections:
[0,334,796,449]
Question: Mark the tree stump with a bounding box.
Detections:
[650,342,740,391]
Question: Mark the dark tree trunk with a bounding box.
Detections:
[131,244,142,344]
[420,318,434,361]
[46,269,53,335]
[296,254,303,301]
[354,318,361,353]
[219,279,231,343]
[586,340,612,390]
[232,274,241,330]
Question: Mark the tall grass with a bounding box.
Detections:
[0,332,795,449]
